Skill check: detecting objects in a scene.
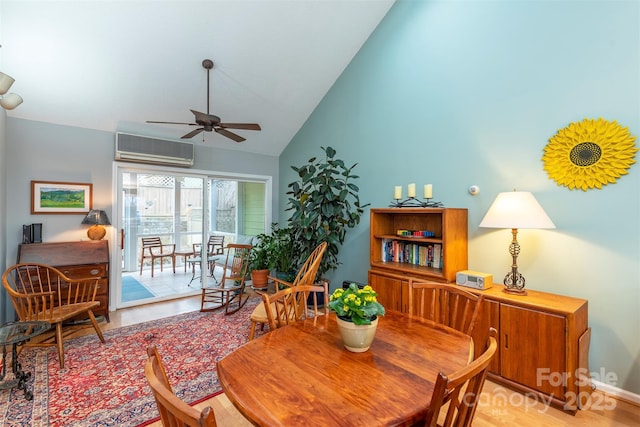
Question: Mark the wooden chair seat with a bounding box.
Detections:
[2,263,106,368]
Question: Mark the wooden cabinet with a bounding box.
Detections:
[18,240,110,321]
[470,287,591,412]
[367,207,590,412]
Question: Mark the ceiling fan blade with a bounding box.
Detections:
[215,128,246,143]
[219,123,261,131]
[181,128,205,139]
[147,120,198,126]
[190,109,220,124]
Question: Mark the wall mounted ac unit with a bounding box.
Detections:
[115,132,194,167]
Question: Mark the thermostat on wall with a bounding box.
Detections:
[456,270,493,290]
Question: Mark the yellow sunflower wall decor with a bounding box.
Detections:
[542,118,637,191]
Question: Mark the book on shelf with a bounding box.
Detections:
[380,239,443,269]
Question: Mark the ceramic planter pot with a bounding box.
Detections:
[250,269,269,290]
[336,316,378,353]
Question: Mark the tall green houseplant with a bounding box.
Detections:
[286,146,368,276]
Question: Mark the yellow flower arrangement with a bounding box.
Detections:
[329,283,385,325]
[542,118,637,191]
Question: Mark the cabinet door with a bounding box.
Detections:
[369,272,403,312]
[501,304,566,397]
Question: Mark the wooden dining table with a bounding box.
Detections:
[217,311,474,427]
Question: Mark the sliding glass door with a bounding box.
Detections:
[115,165,269,309]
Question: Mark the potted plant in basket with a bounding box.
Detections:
[329,283,385,353]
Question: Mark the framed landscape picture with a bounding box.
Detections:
[31,181,93,214]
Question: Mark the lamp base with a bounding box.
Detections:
[502,287,528,296]
[87,225,106,240]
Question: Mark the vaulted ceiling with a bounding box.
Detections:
[0,0,394,156]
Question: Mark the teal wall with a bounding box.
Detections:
[280,1,639,394]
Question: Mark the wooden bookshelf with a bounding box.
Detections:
[369,207,468,284]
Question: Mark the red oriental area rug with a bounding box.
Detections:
[0,296,261,427]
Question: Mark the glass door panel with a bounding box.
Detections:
[116,166,268,308]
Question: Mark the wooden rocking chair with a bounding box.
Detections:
[200,244,252,314]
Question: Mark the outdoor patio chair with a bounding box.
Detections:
[139,237,176,278]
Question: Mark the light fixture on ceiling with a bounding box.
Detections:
[81,209,111,240]
[479,190,555,295]
[0,71,23,110]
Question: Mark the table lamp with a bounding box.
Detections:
[479,191,555,295]
[81,209,111,240]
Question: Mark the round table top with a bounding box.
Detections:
[218,311,474,426]
[0,321,50,346]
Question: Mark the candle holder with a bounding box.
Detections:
[389,197,443,208]
[421,198,443,208]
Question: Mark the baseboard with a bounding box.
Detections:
[592,380,640,406]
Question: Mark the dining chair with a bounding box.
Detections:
[248,241,327,340]
[407,279,484,336]
[262,283,329,332]
[139,237,176,277]
[2,263,106,368]
[200,244,252,314]
[144,346,218,427]
[423,328,498,427]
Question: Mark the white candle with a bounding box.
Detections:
[424,184,433,199]
[394,186,402,200]
[407,183,416,198]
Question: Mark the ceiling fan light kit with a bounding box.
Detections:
[147,59,260,142]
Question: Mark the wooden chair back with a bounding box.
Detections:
[408,280,484,336]
[207,235,225,256]
[424,328,498,427]
[248,241,327,340]
[262,282,329,331]
[269,241,328,289]
[140,237,176,277]
[220,243,252,287]
[2,263,105,368]
[144,346,217,427]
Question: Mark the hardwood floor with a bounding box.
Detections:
[109,297,638,427]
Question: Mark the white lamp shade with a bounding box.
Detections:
[0,72,15,95]
[479,191,555,229]
[0,93,23,110]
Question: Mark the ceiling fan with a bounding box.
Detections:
[147,59,261,142]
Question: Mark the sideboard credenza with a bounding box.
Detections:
[368,207,591,413]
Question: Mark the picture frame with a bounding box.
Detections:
[31,180,93,214]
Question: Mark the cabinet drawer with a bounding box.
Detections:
[59,264,108,279]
